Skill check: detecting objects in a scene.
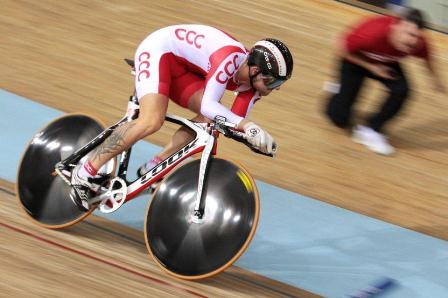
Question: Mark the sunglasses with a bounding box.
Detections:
[261,74,287,90]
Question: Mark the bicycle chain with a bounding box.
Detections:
[54,165,74,186]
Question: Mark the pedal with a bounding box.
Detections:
[98,177,128,213]
[89,174,111,189]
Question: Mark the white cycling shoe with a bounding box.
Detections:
[69,164,97,211]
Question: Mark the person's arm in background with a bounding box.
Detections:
[423,53,446,93]
[414,35,446,93]
[338,48,396,80]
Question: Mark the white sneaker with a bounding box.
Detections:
[352,125,395,155]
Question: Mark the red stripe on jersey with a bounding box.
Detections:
[225,76,239,91]
[231,90,258,117]
[157,53,206,98]
[157,53,173,97]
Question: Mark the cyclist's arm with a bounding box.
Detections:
[200,52,247,126]
[200,58,275,154]
[230,90,260,130]
[231,90,259,117]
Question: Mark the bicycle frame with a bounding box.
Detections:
[57,92,237,218]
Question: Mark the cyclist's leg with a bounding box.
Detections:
[76,44,171,178]
[89,94,169,171]
[145,72,207,163]
[88,45,175,172]
[70,32,175,209]
[70,94,168,210]
[155,95,208,161]
[137,103,206,177]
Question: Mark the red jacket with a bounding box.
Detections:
[342,15,429,63]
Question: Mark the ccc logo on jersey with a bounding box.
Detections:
[216,55,240,84]
[137,51,151,82]
[175,28,205,49]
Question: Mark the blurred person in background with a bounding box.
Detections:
[69,24,294,211]
[325,7,446,155]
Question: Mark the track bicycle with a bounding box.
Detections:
[17,59,274,280]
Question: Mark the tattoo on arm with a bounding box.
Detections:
[91,122,136,163]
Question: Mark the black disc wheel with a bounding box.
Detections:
[145,158,259,280]
[16,114,110,228]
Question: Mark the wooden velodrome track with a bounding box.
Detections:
[1,0,447,296]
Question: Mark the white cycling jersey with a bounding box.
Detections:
[134,24,260,125]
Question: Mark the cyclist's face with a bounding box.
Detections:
[252,73,281,96]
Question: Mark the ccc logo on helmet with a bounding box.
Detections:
[175,29,205,49]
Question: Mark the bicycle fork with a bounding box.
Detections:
[191,129,216,223]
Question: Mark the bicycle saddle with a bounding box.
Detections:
[124,58,135,70]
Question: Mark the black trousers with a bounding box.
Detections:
[325,59,410,132]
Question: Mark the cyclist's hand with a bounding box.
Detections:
[243,122,276,155]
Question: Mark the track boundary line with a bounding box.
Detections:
[0,221,208,298]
